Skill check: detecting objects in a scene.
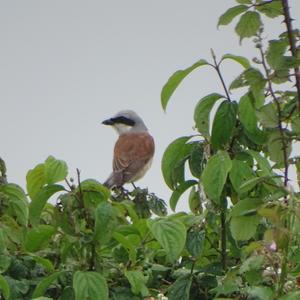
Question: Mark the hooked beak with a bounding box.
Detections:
[102,118,114,125]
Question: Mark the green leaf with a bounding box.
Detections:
[44,156,68,184]
[113,232,137,263]
[229,159,255,194]
[230,68,266,106]
[0,254,11,273]
[291,115,300,133]
[267,130,291,165]
[202,151,232,204]
[247,286,275,300]
[239,176,269,194]
[230,72,248,91]
[230,215,261,241]
[218,5,248,27]
[1,184,29,226]
[237,94,253,126]
[186,227,205,258]
[265,39,300,81]
[124,270,149,297]
[161,60,209,111]
[29,184,64,226]
[0,229,6,253]
[30,255,55,273]
[271,68,290,84]
[238,94,266,144]
[147,218,186,262]
[0,274,10,300]
[247,150,272,176]
[214,290,240,299]
[32,271,65,298]
[194,93,223,138]
[257,1,283,18]
[188,187,202,214]
[240,255,264,273]
[230,198,262,217]
[26,164,46,199]
[211,100,237,150]
[7,198,28,227]
[222,54,250,69]
[258,207,281,224]
[235,11,262,42]
[111,287,140,300]
[80,179,110,209]
[148,195,168,217]
[279,291,300,300]
[25,225,56,252]
[80,179,110,199]
[1,183,27,203]
[94,202,117,244]
[170,180,197,212]
[256,102,278,128]
[60,287,75,300]
[73,271,108,300]
[266,39,287,70]
[188,143,205,178]
[0,216,23,247]
[161,136,192,190]
[245,69,266,106]
[167,274,192,300]
[118,201,139,224]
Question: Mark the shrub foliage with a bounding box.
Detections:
[1,0,300,299]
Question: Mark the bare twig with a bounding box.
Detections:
[257,35,291,297]
[257,40,289,189]
[211,49,232,101]
[0,157,7,184]
[76,168,83,198]
[64,178,73,191]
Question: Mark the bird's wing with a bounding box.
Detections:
[113,132,155,174]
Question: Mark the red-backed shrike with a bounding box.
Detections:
[102,110,155,189]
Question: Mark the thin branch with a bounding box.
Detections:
[257,40,289,189]
[76,168,93,228]
[0,157,7,185]
[190,259,196,275]
[211,49,232,101]
[76,168,83,198]
[220,208,227,272]
[64,178,74,191]
[257,35,291,297]
[281,0,300,114]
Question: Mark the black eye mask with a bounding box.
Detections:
[110,116,135,126]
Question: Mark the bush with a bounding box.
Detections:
[1,1,300,299]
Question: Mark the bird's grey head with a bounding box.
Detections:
[102,110,148,135]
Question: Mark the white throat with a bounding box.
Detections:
[113,123,132,135]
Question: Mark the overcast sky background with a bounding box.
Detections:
[1,1,300,211]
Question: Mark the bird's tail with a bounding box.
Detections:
[103,172,122,189]
[103,176,114,189]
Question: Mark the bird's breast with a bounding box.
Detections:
[130,158,153,182]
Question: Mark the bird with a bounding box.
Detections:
[102,110,155,189]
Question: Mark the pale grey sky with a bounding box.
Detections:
[1,1,300,211]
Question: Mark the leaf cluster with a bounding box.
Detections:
[1,0,300,299]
